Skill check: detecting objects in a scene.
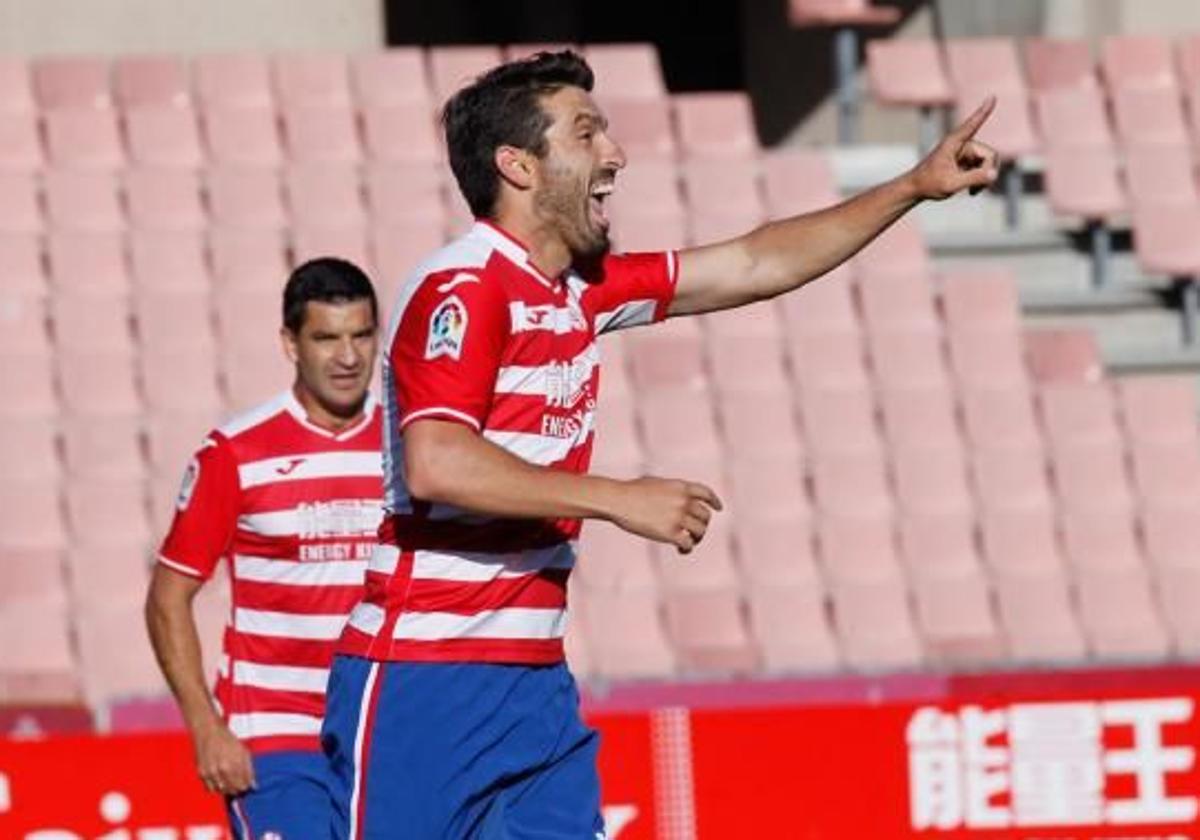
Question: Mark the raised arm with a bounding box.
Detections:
[670,97,999,317]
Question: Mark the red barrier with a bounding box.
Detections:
[4,672,1200,839]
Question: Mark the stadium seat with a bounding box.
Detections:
[291,223,370,266]
[673,92,758,159]
[787,0,900,27]
[663,589,759,674]
[0,597,78,703]
[892,447,972,517]
[761,149,840,216]
[865,38,953,112]
[364,162,445,225]
[0,232,46,297]
[0,481,67,549]
[626,315,705,390]
[747,583,840,672]
[48,230,125,295]
[854,217,930,280]
[75,601,167,703]
[980,508,1064,578]
[125,168,206,231]
[44,108,124,170]
[65,544,152,606]
[0,548,66,606]
[206,166,287,229]
[0,109,42,172]
[728,454,809,517]
[0,291,49,356]
[0,352,57,418]
[898,511,982,581]
[57,351,140,416]
[1132,204,1200,276]
[272,52,352,109]
[350,49,430,108]
[428,46,503,105]
[577,589,675,679]
[576,522,658,592]
[945,39,1038,158]
[1124,144,1199,208]
[282,104,361,164]
[51,294,134,352]
[145,411,216,477]
[0,172,42,232]
[1050,441,1135,514]
[734,513,818,587]
[912,571,1004,665]
[129,229,211,294]
[370,222,449,298]
[286,163,366,227]
[830,581,923,670]
[1041,145,1124,222]
[858,271,938,334]
[584,43,667,100]
[1101,35,1178,93]
[1024,329,1104,384]
[1038,382,1121,452]
[44,170,124,232]
[599,98,675,160]
[114,55,190,108]
[203,106,283,166]
[1155,563,1200,656]
[1033,87,1114,148]
[682,158,763,218]
[798,386,881,455]
[1129,444,1200,510]
[638,387,722,462]
[61,414,144,481]
[817,513,903,587]
[779,266,860,335]
[1113,87,1189,147]
[1142,506,1200,573]
[1115,375,1200,450]
[972,447,1054,514]
[0,57,35,112]
[1075,567,1170,659]
[1022,38,1097,93]
[124,105,205,168]
[790,330,871,394]
[194,53,274,110]
[994,572,1087,662]
[209,227,290,288]
[605,158,684,224]
[878,385,960,451]
[1060,508,1143,573]
[940,267,1021,333]
[720,396,802,461]
[865,330,948,391]
[811,452,892,518]
[142,349,222,415]
[949,331,1030,391]
[32,56,111,110]
[361,101,442,163]
[0,418,59,482]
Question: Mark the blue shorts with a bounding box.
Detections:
[226,750,334,839]
[321,655,604,839]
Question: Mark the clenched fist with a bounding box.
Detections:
[609,476,723,554]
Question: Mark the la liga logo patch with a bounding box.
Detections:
[426,295,468,360]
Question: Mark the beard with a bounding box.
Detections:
[534,163,611,262]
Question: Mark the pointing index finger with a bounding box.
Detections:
[950,95,997,143]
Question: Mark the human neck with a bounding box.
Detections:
[291,383,364,433]
[489,207,572,279]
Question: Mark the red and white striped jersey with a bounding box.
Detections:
[158,390,383,753]
[339,220,677,664]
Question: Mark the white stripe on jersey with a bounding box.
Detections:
[508,300,587,334]
[234,607,349,640]
[233,555,368,587]
[483,426,591,465]
[493,344,599,397]
[347,602,386,635]
[237,499,383,537]
[228,712,323,739]
[367,544,401,575]
[392,607,567,641]
[239,450,383,489]
[594,298,659,334]
[410,543,576,582]
[232,660,330,693]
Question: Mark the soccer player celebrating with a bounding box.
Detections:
[146,258,384,838]
[322,51,997,837]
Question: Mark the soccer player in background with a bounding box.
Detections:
[322,51,998,838]
[145,258,384,838]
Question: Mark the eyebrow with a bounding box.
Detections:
[574,111,607,131]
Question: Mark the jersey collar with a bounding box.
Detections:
[283,389,377,442]
[473,219,562,291]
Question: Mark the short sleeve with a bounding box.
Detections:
[391,270,510,432]
[157,433,239,581]
[580,251,679,335]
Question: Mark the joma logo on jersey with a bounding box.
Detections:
[511,301,586,334]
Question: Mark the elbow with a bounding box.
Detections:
[405,440,455,504]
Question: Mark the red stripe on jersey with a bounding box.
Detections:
[242,734,323,754]
[241,475,384,509]
[234,579,366,615]
[404,570,568,614]
[338,625,565,665]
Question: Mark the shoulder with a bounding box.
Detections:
[216,391,292,441]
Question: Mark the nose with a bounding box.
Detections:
[601,133,626,172]
[335,336,360,368]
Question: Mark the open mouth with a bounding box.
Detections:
[588,180,614,230]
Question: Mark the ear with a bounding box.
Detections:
[495,145,536,191]
[280,325,300,364]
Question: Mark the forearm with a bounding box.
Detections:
[144,584,222,736]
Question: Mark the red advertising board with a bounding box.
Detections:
[4,676,1200,839]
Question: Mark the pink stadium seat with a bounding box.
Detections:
[879,385,960,451]
[1142,506,1200,571]
[209,227,289,288]
[0,232,46,298]
[57,351,140,416]
[994,572,1087,662]
[1132,203,1200,277]
[1124,144,1199,208]
[605,158,683,220]
[1,295,48,354]
[1116,375,1200,450]
[866,330,948,391]
[370,223,447,296]
[0,419,59,482]
[44,108,123,170]
[898,511,982,581]
[1102,35,1178,93]
[625,316,705,390]
[33,57,111,110]
[282,104,361,164]
[44,170,124,232]
[866,39,953,108]
[125,106,204,168]
[114,55,189,108]
[811,452,892,518]
[575,522,658,592]
[134,288,214,355]
[940,267,1021,333]
[0,351,56,418]
[361,101,441,163]
[778,266,859,335]
[60,415,143,481]
[673,92,758,159]
[194,53,273,110]
[946,39,1037,158]
[65,545,151,605]
[853,217,930,280]
[590,397,640,475]
[203,107,283,166]
[1075,567,1169,659]
[972,447,1053,514]
[0,57,35,112]
[1024,329,1104,384]
[663,589,759,674]
[142,350,222,415]
[124,168,205,231]
[830,581,922,670]
[912,571,1004,665]
[1153,564,1200,656]
[1038,382,1121,451]
[957,90,1038,158]
[1060,508,1143,573]
[1130,444,1200,509]
[564,609,592,681]
[690,208,761,247]
[858,272,938,334]
[1113,87,1189,147]
[735,515,818,588]
[787,0,900,27]
[429,46,503,105]
[146,411,215,477]
[291,224,370,267]
[350,49,430,108]
[1180,35,1200,89]
[892,447,972,517]
[0,172,41,232]
[272,52,351,109]
[364,163,445,225]
[728,454,808,516]
[747,584,840,672]
[980,508,1064,579]
[129,229,210,294]
[789,329,870,392]
[682,158,763,218]
[584,44,667,100]
[221,346,293,410]
[1034,87,1114,148]
[0,549,65,606]
[207,166,286,229]
[761,149,840,216]
[639,388,722,462]
[47,231,128,297]
[0,481,66,549]
[799,386,880,455]
[286,164,365,228]
[1023,38,1097,93]
[949,330,1030,391]
[0,109,42,172]
[1041,145,1124,219]
[0,598,77,702]
[577,589,675,679]
[818,513,902,586]
[1050,441,1135,514]
[720,396,802,460]
[75,602,166,702]
[52,294,133,353]
[599,98,675,160]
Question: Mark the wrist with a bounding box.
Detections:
[584,475,628,523]
[895,169,926,205]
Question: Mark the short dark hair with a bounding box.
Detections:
[282,257,378,333]
[442,49,594,219]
